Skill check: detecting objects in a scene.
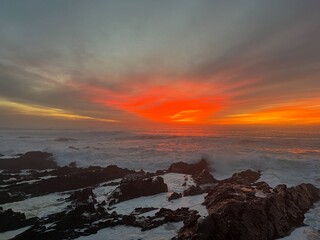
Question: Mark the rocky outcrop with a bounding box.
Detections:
[0,207,37,232]
[183,185,203,196]
[0,151,57,171]
[168,192,182,201]
[67,188,97,205]
[174,182,320,240]
[167,158,209,175]
[222,169,262,185]
[108,176,168,205]
[0,165,136,204]
[192,169,218,185]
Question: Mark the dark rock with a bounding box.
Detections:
[168,192,182,201]
[132,207,158,215]
[222,169,261,185]
[68,161,77,168]
[0,151,57,171]
[109,176,168,204]
[0,164,136,204]
[54,137,77,142]
[183,185,203,196]
[102,181,120,187]
[67,188,97,205]
[0,207,38,232]
[122,215,136,225]
[156,170,166,175]
[0,153,4,157]
[167,158,209,175]
[192,169,218,185]
[175,182,320,240]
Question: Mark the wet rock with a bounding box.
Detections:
[68,161,77,168]
[140,208,198,231]
[168,192,182,201]
[192,169,217,185]
[0,207,38,232]
[183,185,203,196]
[222,169,261,185]
[0,151,57,171]
[67,188,97,205]
[175,182,320,240]
[167,158,209,175]
[109,176,168,204]
[0,164,136,204]
[132,207,158,215]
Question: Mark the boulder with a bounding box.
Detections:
[108,176,168,204]
[167,158,209,175]
[0,207,37,232]
[183,185,203,196]
[168,192,182,201]
[192,169,217,185]
[67,188,97,205]
[0,151,57,171]
[0,164,136,204]
[175,182,320,240]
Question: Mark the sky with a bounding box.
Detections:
[0,0,320,128]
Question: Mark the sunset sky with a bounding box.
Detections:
[1,1,320,128]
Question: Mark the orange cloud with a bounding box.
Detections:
[219,99,320,125]
[73,80,227,124]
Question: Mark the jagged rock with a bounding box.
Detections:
[131,207,158,215]
[174,182,320,240]
[183,185,203,196]
[0,207,38,232]
[0,164,136,204]
[192,169,217,185]
[0,151,57,171]
[67,188,97,205]
[223,169,261,185]
[168,192,182,201]
[68,161,77,168]
[167,158,209,175]
[109,176,168,204]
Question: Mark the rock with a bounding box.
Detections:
[167,158,209,175]
[0,151,57,171]
[0,153,4,157]
[68,161,77,168]
[67,188,97,205]
[0,164,136,204]
[109,176,168,204]
[0,207,38,232]
[192,169,218,185]
[183,185,203,196]
[131,207,158,215]
[54,137,77,142]
[223,169,261,185]
[140,208,198,231]
[168,192,182,201]
[175,182,320,240]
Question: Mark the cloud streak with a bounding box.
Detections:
[0,0,320,127]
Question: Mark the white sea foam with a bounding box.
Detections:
[0,127,319,239]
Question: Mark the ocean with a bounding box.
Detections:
[0,126,320,239]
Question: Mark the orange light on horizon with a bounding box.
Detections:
[217,101,320,125]
[76,80,227,124]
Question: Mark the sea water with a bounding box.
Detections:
[0,126,319,239]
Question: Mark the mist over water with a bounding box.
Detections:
[0,126,319,188]
[1,126,320,238]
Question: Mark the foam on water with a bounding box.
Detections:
[0,126,320,239]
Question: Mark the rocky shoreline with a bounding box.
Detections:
[0,151,319,240]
